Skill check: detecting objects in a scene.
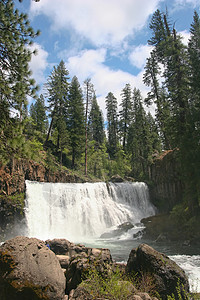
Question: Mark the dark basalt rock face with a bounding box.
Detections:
[149,149,183,212]
[126,243,189,299]
[0,236,66,300]
[0,159,85,197]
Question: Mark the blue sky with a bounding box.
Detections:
[14,0,200,116]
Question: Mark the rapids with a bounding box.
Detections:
[24,180,200,293]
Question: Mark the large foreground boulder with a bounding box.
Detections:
[126,243,189,299]
[46,238,112,294]
[0,236,66,300]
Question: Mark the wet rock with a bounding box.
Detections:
[133,230,143,239]
[46,238,72,255]
[154,233,168,242]
[100,221,134,238]
[110,174,124,182]
[126,243,189,299]
[0,236,66,300]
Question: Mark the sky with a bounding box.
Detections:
[14,0,200,117]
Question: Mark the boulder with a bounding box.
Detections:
[70,285,92,299]
[100,222,134,238]
[57,255,70,269]
[46,238,72,255]
[0,236,66,300]
[46,238,112,295]
[65,248,112,293]
[110,174,124,182]
[126,243,189,299]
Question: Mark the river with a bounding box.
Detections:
[25,180,200,293]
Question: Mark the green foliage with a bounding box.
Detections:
[29,94,48,139]
[167,279,192,300]
[88,95,105,148]
[170,202,200,240]
[106,149,131,178]
[144,9,200,212]
[84,141,108,179]
[45,60,69,154]
[106,92,119,158]
[0,0,39,116]
[128,271,157,298]
[24,138,44,162]
[119,83,133,151]
[81,266,134,300]
[0,193,25,210]
[68,76,85,168]
[45,148,58,171]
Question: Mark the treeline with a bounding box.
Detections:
[1,1,200,216]
[27,70,161,179]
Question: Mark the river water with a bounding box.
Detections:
[25,180,200,293]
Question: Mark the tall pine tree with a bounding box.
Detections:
[45,60,69,152]
[67,76,85,168]
[88,94,105,148]
[119,83,133,151]
[29,94,48,137]
[105,92,119,158]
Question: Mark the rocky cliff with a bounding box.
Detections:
[0,159,85,196]
[148,149,183,212]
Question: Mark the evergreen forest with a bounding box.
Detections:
[1,0,200,229]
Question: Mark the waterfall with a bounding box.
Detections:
[25,180,155,242]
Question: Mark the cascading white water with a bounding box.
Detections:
[25,180,155,242]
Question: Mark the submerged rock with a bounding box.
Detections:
[126,243,189,299]
[0,236,66,300]
[100,221,134,238]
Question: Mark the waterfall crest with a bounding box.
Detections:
[25,180,155,242]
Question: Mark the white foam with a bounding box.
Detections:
[25,180,155,242]
[170,255,200,293]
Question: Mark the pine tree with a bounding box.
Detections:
[67,76,85,168]
[127,88,151,179]
[105,92,119,158]
[0,0,39,120]
[45,60,69,151]
[185,11,200,209]
[145,9,190,149]
[143,50,171,149]
[119,83,133,151]
[188,11,200,136]
[0,0,39,162]
[83,78,94,176]
[29,94,48,136]
[88,94,105,148]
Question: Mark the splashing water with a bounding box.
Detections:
[25,180,155,242]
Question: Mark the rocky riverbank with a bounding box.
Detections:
[0,236,191,300]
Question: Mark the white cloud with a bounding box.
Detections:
[28,43,49,84]
[175,0,200,7]
[179,30,191,45]
[129,44,153,69]
[65,49,149,117]
[30,0,161,47]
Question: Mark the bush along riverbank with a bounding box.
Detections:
[0,236,199,300]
